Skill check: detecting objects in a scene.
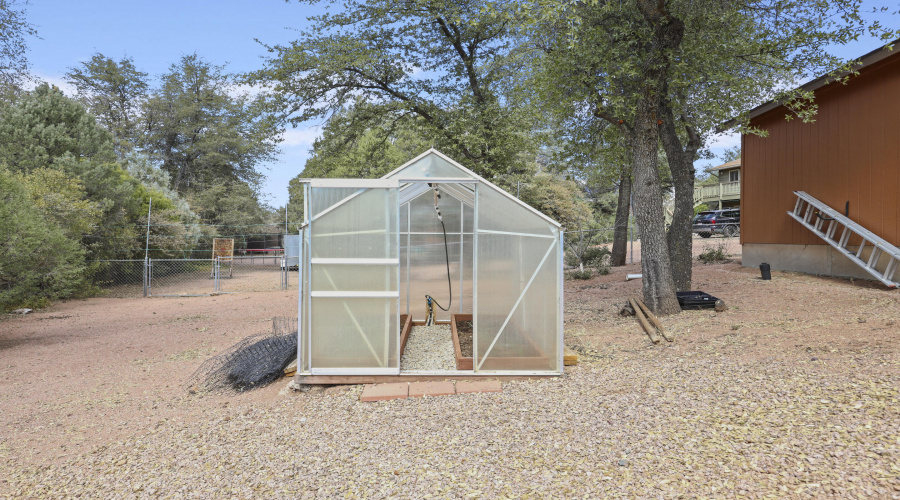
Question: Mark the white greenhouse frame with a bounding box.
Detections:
[296,149,563,380]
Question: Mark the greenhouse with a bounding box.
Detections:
[295,149,562,382]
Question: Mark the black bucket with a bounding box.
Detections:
[759,263,771,280]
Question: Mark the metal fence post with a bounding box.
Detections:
[214,257,219,293]
[143,258,148,297]
[629,226,634,264]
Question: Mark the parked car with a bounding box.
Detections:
[692,209,740,238]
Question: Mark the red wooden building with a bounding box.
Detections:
[741,43,900,283]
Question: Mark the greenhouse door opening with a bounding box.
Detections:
[400,181,475,326]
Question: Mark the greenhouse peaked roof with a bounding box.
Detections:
[383,149,561,228]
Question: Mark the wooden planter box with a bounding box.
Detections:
[399,314,413,356]
[450,314,560,371]
[450,313,474,371]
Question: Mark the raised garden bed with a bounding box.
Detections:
[451,313,555,371]
[399,314,413,356]
[450,314,473,370]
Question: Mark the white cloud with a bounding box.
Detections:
[280,126,322,147]
[27,72,76,96]
[706,131,740,150]
[225,82,270,99]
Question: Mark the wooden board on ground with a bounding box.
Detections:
[284,358,298,376]
[564,347,579,366]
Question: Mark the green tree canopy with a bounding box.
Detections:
[0,168,87,311]
[66,54,149,156]
[249,0,537,179]
[0,0,37,104]
[144,54,281,194]
[0,83,116,172]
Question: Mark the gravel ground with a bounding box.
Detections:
[400,325,456,371]
[2,261,900,498]
[5,357,899,498]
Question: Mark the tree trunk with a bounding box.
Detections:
[631,107,680,314]
[611,165,631,266]
[659,101,698,292]
[630,0,684,315]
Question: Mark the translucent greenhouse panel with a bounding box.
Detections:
[299,225,310,374]
[407,233,462,322]
[400,203,409,233]
[307,183,399,374]
[478,185,555,236]
[310,298,399,369]
[460,234,474,314]
[408,188,463,234]
[385,152,475,180]
[309,187,362,219]
[311,265,397,292]
[400,230,409,315]
[310,187,398,259]
[475,230,560,372]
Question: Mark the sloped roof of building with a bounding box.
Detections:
[745,40,899,122]
[708,158,741,172]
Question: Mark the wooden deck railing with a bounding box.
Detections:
[693,181,740,206]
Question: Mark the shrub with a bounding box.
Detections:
[698,243,728,264]
[564,250,579,268]
[0,169,88,311]
[569,269,594,280]
[583,245,611,266]
[595,253,612,275]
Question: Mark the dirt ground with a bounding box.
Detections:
[1,253,899,497]
[0,291,298,466]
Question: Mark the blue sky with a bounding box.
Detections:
[23,1,897,207]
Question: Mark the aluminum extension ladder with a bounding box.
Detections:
[788,191,899,288]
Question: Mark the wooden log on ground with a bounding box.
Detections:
[634,297,674,342]
[563,347,579,366]
[629,297,660,344]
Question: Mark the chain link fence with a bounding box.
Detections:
[147,259,216,297]
[562,225,742,271]
[90,260,146,298]
[218,256,288,293]
[91,257,293,298]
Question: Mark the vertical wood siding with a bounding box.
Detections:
[743,54,900,246]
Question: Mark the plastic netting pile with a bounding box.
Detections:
[187,317,298,393]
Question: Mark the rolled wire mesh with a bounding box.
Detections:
[186,317,298,393]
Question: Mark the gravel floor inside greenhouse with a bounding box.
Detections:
[400,325,456,371]
[2,260,899,498]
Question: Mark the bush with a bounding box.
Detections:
[0,169,88,311]
[569,269,594,280]
[595,253,612,275]
[564,250,579,268]
[583,246,611,266]
[698,243,728,264]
